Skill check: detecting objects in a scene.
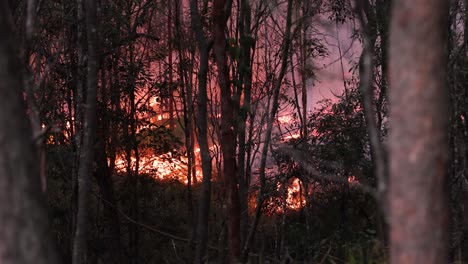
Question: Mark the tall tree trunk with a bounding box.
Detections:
[300,0,309,138]
[0,4,59,263]
[174,0,197,258]
[388,1,450,263]
[72,0,99,262]
[194,46,212,264]
[71,0,85,253]
[190,1,214,262]
[129,51,140,264]
[212,0,242,262]
[94,66,123,263]
[237,0,253,252]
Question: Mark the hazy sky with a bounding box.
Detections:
[306,17,360,110]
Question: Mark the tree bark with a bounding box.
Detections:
[237,0,253,252]
[194,45,213,264]
[95,69,123,263]
[0,3,59,263]
[190,0,214,262]
[389,1,450,263]
[72,0,99,262]
[212,0,242,262]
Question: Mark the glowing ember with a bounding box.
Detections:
[347,175,358,184]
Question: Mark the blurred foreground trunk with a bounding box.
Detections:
[389,0,450,263]
[0,3,59,263]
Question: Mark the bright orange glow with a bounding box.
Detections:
[269,178,307,214]
[285,178,305,210]
[114,152,202,184]
[278,115,292,124]
[283,132,301,141]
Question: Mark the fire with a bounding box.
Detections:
[278,115,292,124]
[269,178,306,214]
[285,178,305,210]
[114,152,202,184]
[283,132,301,141]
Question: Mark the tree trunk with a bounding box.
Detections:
[389,1,450,263]
[212,0,242,262]
[190,0,214,262]
[243,0,293,259]
[95,69,123,263]
[237,0,254,250]
[194,45,212,264]
[95,144,123,263]
[0,4,59,263]
[72,0,99,262]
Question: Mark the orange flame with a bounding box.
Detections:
[285,178,305,210]
[114,152,202,184]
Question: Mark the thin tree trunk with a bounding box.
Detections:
[355,0,387,206]
[0,4,59,263]
[237,0,253,251]
[389,1,450,263]
[190,0,214,262]
[174,0,197,258]
[71,0,85,253]
[94,66,123,263]
[300,1,309,138]
[72,0,99,262]
[243,0,293,258]
[168,1,175,131]
[194,45,212,264]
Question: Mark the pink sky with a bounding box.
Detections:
[305,17,361,110]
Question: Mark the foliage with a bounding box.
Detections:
[307,89,373,181]
[137,125,183,156]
